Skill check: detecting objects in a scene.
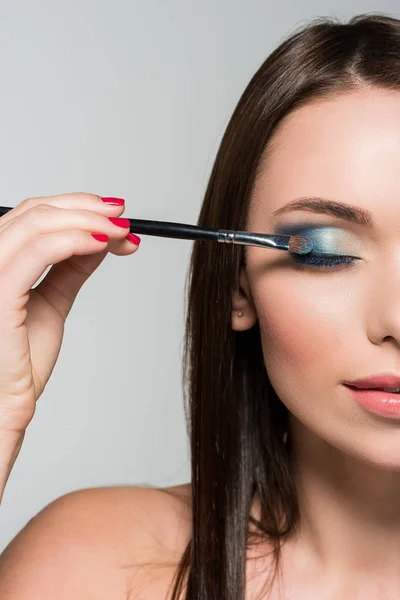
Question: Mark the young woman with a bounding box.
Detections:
[0,12,400,600]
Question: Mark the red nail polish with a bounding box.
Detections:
[126,233,141,246]
[108,217,130,228]
[91,233,109,242]
[101,197,125,205]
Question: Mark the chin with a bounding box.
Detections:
[333,433,400,472]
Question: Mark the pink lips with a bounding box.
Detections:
[344,373,400,390]
[343,384,400,419]
[343,373,400,418]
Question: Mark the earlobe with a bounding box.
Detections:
[231,267,258,331]
[231,308,257,331]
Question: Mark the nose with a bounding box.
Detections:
[366,256,400,348]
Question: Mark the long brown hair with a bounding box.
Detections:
[167,12,400,599]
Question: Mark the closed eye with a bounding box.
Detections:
[290,252,360,271]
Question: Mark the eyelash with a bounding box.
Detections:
[291,253,359,271]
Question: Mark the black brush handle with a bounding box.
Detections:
[127,218,218,240]
[0,207,218,241]
[0,206,309,252]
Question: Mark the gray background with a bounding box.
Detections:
[0,0,397,552]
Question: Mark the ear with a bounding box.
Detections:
[231,266,258,331]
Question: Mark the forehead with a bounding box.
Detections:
[250,88,400,224]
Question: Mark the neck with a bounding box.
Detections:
[287,416,400,590]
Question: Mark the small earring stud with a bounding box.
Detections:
[237,311,244,317]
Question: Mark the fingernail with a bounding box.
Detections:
[108,217,130,228]
[91,233,109,242]
[101,197,125,206]
[126,233,141,246]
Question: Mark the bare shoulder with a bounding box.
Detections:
[120,482,193,562]
[0,483,192,599]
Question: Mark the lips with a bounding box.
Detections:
[344,385,400,418]
[345,384,400,393]
[344,373,400,390]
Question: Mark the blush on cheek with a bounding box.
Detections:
[254,284,341,398]
[257,294,318,372]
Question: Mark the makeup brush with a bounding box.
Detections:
[0,206,313,255]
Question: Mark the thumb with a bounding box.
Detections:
[33,250,108,321]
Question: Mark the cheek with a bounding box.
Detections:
[248,268,400,468]
[258,290,324,379]
[251,272,357,405]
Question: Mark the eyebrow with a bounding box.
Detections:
[272,197,374,228]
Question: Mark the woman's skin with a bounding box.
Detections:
[232,87,400,597]
[2,87,400,599]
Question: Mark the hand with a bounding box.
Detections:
[0,192,140,435]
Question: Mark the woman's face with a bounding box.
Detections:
[237,88,400,469]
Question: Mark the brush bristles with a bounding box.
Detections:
[289,236,313,255]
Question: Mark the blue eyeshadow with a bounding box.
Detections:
[275,225,350,255]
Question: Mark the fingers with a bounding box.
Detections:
[0,193,131,254]
[11,193,140,258]
[0,193,125,228]
[0,229,108,300]
[0,202,140,269]
[0,193,142,314]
